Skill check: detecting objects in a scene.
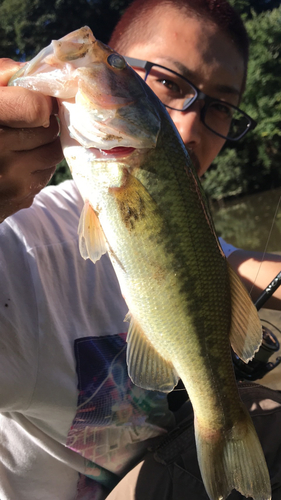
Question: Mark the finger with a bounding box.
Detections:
[0,136,63,190]
[0,115,60,155]
[14,136,63,175]
[0,138,64,221]
[0,167,56,205]
[29,136,64,173]
[0,168,54,222]
[0,86,54,128]
[0,173,51,221]
[0,59,23,86]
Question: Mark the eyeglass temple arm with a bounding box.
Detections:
[124,56,148,69]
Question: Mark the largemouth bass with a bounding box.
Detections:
[9,27,271,500]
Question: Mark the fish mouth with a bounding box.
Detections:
[100,146,135,155]
[88,146,136,159]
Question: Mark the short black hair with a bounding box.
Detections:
[109,0,249,92]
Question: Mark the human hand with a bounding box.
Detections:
[0,58,64,222]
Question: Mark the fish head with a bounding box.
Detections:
[9,26,161,151]
[60,28,161,151]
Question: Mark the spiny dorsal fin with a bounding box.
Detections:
[78,200,107,263]
[228,262,263,362]
[125,312,179,393]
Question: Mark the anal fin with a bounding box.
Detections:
[125,312,179,393]
[78,200,107,263]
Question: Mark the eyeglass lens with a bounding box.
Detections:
[204,102,251,140]
[145,65,250,140]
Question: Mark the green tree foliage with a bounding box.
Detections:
[229,0,281,17]
[0,0,131,60]
[203,6,281,200]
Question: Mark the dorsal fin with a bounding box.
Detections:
[228,262,263,362]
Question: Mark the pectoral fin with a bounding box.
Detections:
[228,263,262,362]
[78,200,107,263]
[125,313,179,393]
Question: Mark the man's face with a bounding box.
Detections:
[123,8,245,177]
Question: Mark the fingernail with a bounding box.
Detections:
[42,118,50,128]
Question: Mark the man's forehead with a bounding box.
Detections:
[127,9,245,95]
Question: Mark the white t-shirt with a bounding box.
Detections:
[219,237,238,258]
[0,180,174,500]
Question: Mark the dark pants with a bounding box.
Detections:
[107,383,281,499]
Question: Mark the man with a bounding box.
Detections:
[108,0,281,309]
[1,2,281,308]
[0,1,280,499]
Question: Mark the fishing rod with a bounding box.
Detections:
[233,270,281,381]
[254,270,281,311]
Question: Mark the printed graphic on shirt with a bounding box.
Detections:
[76,474,108,500]
[66,334,173,493]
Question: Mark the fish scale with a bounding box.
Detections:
[9,26,271,500]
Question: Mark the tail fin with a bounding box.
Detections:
[195,408,271,500]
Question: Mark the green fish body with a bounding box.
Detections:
[9,27,271,500]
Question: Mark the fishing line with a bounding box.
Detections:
[249,194,281,297]
[259,318,281,336]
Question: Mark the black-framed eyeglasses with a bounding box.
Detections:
[124,57,257,142]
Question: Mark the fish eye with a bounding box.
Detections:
[107,53,126,70]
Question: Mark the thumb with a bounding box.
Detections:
[0,59,24,86]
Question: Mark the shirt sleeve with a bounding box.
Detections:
[219,237,239,258]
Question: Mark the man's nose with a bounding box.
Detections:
[168,102,202,148]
